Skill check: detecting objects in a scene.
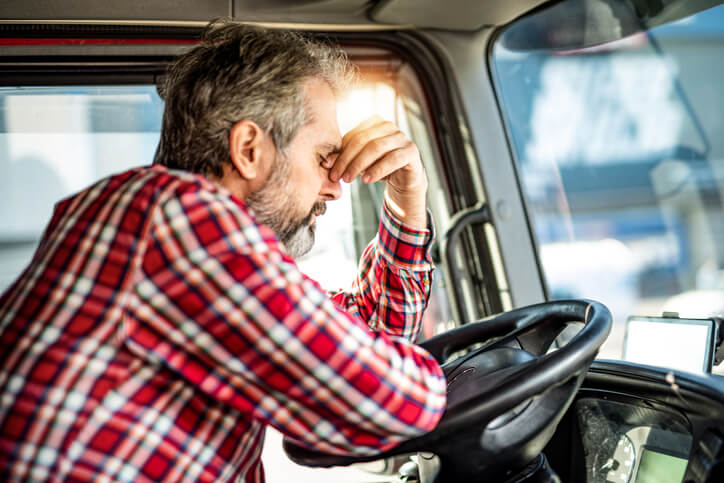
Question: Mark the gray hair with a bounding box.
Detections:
[154,20,355,178]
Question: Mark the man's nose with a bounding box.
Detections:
[320,175,342,201]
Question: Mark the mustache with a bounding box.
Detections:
[297,201,327,230]
[312,201,326,217]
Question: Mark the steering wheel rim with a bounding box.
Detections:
[283,299,612,471]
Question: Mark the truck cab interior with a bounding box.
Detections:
[1,0,724,482]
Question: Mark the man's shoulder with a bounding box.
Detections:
[144,165,248,212]
[94,165,243,207]
[61,165,278,251]
[125,164,219,195]
[135,166,281,254]
[55,164,251,226]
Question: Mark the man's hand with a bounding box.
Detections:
[326,116,428,228]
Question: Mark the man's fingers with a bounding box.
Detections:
[339,131,410,183]
[360,147,411,184]
[332,119,398,182]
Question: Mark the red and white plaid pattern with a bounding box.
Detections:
[0,165,446,482]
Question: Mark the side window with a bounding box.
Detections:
[0,85,163,290]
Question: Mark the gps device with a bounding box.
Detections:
[623,315,718,373]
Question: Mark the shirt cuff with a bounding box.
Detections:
[377,200,435,272]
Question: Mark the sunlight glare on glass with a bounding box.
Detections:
[336,83,397,133]
[297,83,398,290]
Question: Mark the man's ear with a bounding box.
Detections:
[228,120,271,181]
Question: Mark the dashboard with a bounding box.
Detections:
[576,398,691,483]
[545,362,724,483]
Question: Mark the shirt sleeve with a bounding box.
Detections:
[329,201,434,342]
[126,185,446,456]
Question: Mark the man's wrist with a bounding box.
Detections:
[383,184,428,229]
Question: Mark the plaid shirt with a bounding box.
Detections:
[0,165,446,482]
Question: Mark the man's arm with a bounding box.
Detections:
[126,182,446,456]
[328,199,433,341]
[325,116,433,339]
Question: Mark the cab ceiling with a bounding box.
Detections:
[0,0,549,31]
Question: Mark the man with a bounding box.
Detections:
[0,21,446,482]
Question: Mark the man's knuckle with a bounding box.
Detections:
[393,148,409,161]
[350,133,370,151]
[370,137,389,153]
[380,120,395,129]
[402,141,419,158]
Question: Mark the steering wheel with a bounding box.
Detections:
[284,299,612,481]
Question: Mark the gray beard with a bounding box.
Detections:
[245,156,325,259]
[279,216,316,259]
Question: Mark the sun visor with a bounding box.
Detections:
[371,0,549,31]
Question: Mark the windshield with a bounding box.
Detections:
[492,3,724,370]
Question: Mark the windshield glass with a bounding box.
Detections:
[492,3,724,370]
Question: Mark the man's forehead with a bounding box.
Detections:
[302,77,342,145]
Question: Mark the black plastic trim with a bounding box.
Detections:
[586,360,724,413]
